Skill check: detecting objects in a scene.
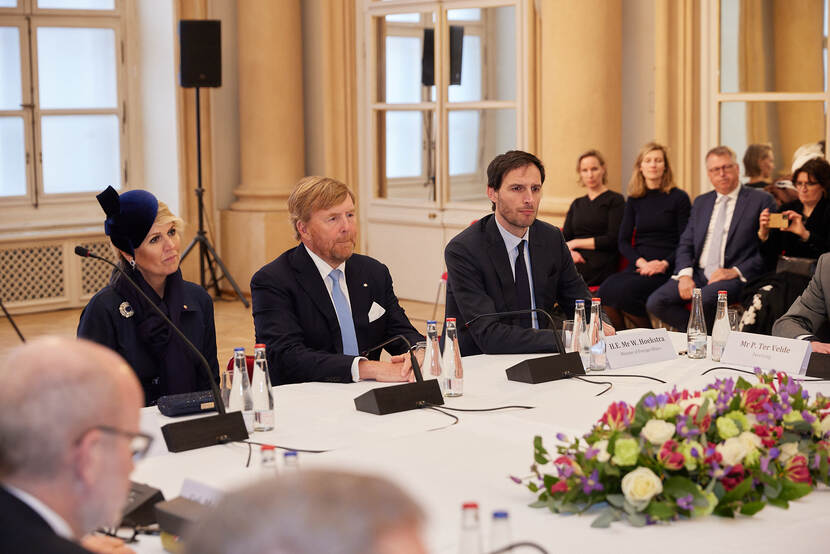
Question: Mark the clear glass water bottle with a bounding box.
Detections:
[573,300,590,368]
[711,290,730,362]
[489,510,512,553]
[251,344,275,431]
[424,320,443,382]
[283,450,299,472]
[442,318,464,397]
[260,445,277,474]
[458,502,482,554]
[588,298,607,371]
[229,347,254,432]
[687,288,707,359]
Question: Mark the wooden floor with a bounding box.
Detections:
[0,296,444,366]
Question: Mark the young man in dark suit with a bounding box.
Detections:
[0,337,146,554]
[443,150,603,356]
[646,146,777,331]
[251,176,423,385]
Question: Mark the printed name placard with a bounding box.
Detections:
[605,328,677,369]
[180,478,223,506]
[720,332,811,374]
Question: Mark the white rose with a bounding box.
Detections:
[593,439,611,463]
[744,413,759,429]
[621,467,663,511]
[642,419,676,445]
[738,431,761,451]
[716,437,750,466]
[778,442,799,464]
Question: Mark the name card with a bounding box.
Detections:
[180,478,223,507]
[720,332,811,374]
[605,328,677,369]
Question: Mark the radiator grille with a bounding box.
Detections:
[0,245,65,303]
[80,241,115,296]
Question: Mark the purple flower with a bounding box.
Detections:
[802,389,809,400]
[585,447,599,460]
[580,469,604,495]
[676,494,694,510]
[556,432,568,442]
[690,447,700,459]
[760,455,772,474]
[558,464,574,478]
[644,395,657,409]
[769,447,780,460]
[675,415,700,439]
[802,410,817,424]
[509,475,522,484]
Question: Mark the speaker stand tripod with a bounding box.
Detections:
[180,87,249,308]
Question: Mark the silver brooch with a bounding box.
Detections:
[119,301,134,318]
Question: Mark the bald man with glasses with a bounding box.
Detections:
[0,337,147,554]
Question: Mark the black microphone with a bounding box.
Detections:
[465,307,585,384]
[353,334,444,416]
[75,246,248,452]
[361,334,424,383]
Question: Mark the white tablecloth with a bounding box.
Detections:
[131,332,830,553]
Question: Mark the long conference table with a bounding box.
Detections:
[131,332,830,554]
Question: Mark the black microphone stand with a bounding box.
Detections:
[0,297,25,343]
[75,247,248,452]
[179,86,249,308]
[353,335,444,415]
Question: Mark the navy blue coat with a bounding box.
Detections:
[77,281,219,405]
[0,486,91,554]
[251,244,423,385]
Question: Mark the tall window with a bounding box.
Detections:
[0,0,125,208]
[367,2,522,207]
[702,0,828,187]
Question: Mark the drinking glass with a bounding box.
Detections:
[727,309,740,331]
[561,320,574,353]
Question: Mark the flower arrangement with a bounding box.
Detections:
[514,370,830,527]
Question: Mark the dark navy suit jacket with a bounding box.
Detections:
[444,214,593,356]
[675,186,776,281]
[0,486,91,554]
[251,244,423,385]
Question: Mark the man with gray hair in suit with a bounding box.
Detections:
[0,337,148,554]
[185,470,427,554]
[773,252,830,354]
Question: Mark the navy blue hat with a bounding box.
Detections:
[96,186,159,256]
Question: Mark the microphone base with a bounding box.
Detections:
[505,352,585,384]
[161,412,249,453]
[354,380,444,415]
[807,352,830,378]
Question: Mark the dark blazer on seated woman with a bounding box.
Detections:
[761,197,830,263]
[77,186,219,406]
[562,190,625,286]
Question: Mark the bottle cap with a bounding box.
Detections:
[492,510,509,519]
[234,347,245,352]
[446,317,456,322]
[427,320,437,324]
[284,451,298,458]
[260,444,275,451]
[718,290,727,295]
[575,299,584,304]
[254,343,266,349]
[461,501,479,510]
[592,297,601,302]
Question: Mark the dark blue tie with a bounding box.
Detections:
[514,240,532,328]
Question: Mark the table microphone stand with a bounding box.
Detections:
[0,297,25,343]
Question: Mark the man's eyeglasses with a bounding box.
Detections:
[78,426,154,460]
[707,163,735,175]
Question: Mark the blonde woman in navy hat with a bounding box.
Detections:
[78,186,219,406]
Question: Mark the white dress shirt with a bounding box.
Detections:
[494,219,539,329]
[676,184,746,282]
[304,246,364,382]
[3,483,75,540]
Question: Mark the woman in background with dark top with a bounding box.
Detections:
[78,186,219,406]
[758,157,830,263]
[562,149,625,287]
[743,143,775,189]
[740,158,830,335]
[597,142,691,330]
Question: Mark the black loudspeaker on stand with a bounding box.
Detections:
[178,20,248,308]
